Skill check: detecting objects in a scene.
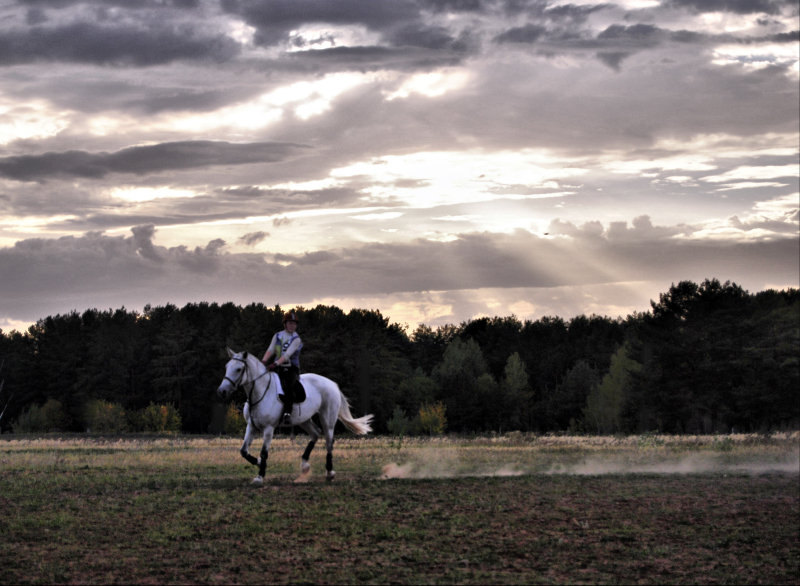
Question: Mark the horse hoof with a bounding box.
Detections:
[326,470,335,482]
[252,476,263,485]
[301,460,311,474]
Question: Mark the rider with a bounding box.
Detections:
[261,310,303,425]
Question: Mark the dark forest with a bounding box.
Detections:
[1,279,797,435]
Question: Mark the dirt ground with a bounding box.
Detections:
[1,435,797,584]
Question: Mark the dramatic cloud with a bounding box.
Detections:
[2,221,796,326]
[0,141,308,181]
[0,0,797,331]
[0,22,240,66]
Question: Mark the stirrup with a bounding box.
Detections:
[282,413,292,425]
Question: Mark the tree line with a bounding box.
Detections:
[0,279,797,435]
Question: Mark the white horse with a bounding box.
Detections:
[216,349,373,483]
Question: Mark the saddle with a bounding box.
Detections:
[277,370,306,405]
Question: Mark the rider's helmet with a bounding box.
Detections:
[283,310,299,324]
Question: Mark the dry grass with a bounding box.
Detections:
[1,432,797,584]
[2,431,797,477]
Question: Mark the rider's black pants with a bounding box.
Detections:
[279,365,299,409]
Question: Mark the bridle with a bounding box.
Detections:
[225,355,272,409]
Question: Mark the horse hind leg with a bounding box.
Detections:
[291,439,316,484]
[301,439,315,474]
[325,432,335,482]
[315,392,339,481]
[326,450,335,481]
[252,428,274,485]
[295,420,320,482]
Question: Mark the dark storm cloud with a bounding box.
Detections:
[0,22,239,66]
[495,18,799,69]
[0,227,264,319]
[25,7,48,25]
[494,22,677,49]
[239,231,269,246]
[125,88,241,115]
[596,24,665,47]
[284,45,467,72]
[421,0,486,11]
[493,22,675,69]
[1,179,368,236]
[494,18,798,57]
[222,0,422,46]
[0,226,235,307]
[0,72,253,118]
[17,0,200,8]
[216,185,366,209]
[53,210,247,232]
[131,224,161,262]
[2,225,796,322]
[0,141,309,181]
[264,223,798,296]
[220,0,480,71]
[664,0,792,14]
[494,24,547,44]
[9,180,371,235]
[275,250,339,266]
[388,24,476,52]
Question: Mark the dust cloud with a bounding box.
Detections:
[380,447,799,480]
[381,461,525,479]
[380,448,526,480]
[544,450,800,476]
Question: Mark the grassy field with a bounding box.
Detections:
[1,432,798,584]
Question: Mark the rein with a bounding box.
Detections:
[227,356,272,410]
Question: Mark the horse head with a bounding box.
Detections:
[217,348,249,401]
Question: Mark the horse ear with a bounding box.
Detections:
[226,347,234,358]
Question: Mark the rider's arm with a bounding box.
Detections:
[261,333,279,364]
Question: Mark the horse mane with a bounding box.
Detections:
[228,349,263,375]
[243,352,271,385]
[242,351,260,369]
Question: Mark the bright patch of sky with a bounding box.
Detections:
[713,43,800,74]
[384,69,472,100]
[331,150,585,208]
[0,98,69,144]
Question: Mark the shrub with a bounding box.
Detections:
[387,406,412,436]
[223,403,246,435]
[419,402,447,435]
[12,399,70,432]
[138,403,182,433]
[85,399,129,433]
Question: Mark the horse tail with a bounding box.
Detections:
[337,389,374,435]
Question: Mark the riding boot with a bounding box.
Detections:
[279,393,292,425]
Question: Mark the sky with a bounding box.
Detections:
[0,0,798,333]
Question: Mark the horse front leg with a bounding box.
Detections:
[239,424,259,466]
[253,427,274,485]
